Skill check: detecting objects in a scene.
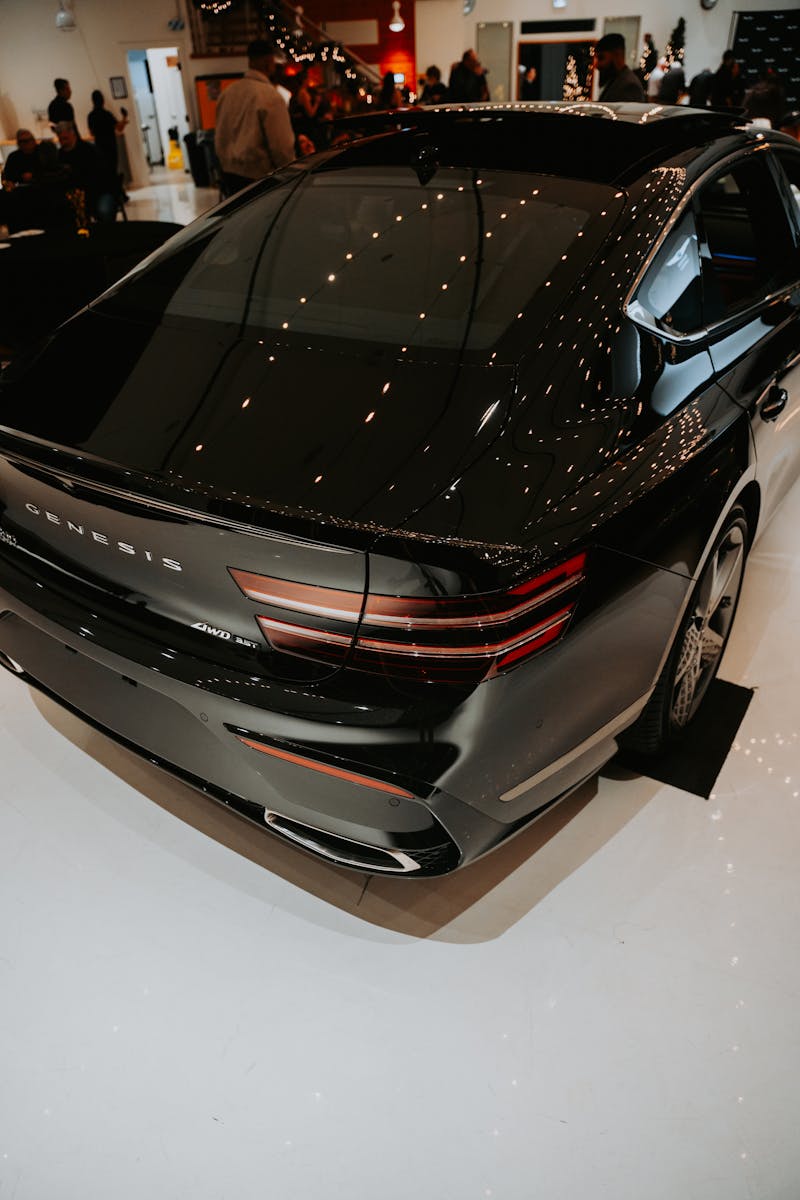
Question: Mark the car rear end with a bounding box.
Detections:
[0,118,691,873]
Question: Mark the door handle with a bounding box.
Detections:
[760,386,788,422]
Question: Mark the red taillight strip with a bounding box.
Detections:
[507,553,586,597]
[258,606,573,659]
[256,618,352,647]
[230,552,586,631]
[229,570,364,621]
[362,574,581,629]
[236,736,414,798]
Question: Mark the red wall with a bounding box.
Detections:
[302,0,416,87]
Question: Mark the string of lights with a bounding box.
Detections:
[192,0,370,88]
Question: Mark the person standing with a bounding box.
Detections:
[647,58,668,100]
[87,90,128,180]
[520,66,539,101]
[214,39,296,197]
[658,63,686,105]
[48,78,75,129]
[710,51,744,110]
[448,51,489,104]
[594,34,646,103]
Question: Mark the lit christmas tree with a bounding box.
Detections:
[562,53,590,101]
[639,33,657,82]
[665,18,686,67]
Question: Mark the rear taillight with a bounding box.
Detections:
[229,552,586,683]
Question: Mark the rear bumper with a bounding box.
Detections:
[0,539,690,875]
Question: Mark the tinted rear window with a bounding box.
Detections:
[97,165,622,353]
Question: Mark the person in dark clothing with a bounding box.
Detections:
[657,63,686,105]
[289,71,325,147]
[378,72,403,110]
[3,129,39,186]
[0,130,68,232]
[743,78,785,128]
[48,78,76,129]
[520,66,539,101]
[87,90,128,177]
[419,66,448,105]
[56,121,115,223]
[448,51,489,104]
[710,52,744,109]
[594,34,646,102]
[688,69,714,108]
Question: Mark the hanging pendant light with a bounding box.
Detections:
[389,1,405,33]
[55,1,77,31]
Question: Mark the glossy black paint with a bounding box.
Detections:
[1,104,799,875]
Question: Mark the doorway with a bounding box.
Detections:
[517,40,595,101]
[127,48,191,173]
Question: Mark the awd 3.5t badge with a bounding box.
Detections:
[191,621,259,649]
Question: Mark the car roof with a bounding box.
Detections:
[330,102,751,187]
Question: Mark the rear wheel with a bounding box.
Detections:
[621,506,749,755]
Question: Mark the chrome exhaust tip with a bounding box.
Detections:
[264,810,422,873]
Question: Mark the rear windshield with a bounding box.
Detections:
[96,164,623,353]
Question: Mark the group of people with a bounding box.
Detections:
[10,38,796,225]
[641,46,796,131]
[419,37,798,133]
[0,77,129,234]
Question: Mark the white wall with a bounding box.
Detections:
[0,0,788,182]
[0,0,247,186]
[415,0,786,96]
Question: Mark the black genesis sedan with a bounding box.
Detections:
[1,103,799,875]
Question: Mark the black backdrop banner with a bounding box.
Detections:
[732,9,800,109]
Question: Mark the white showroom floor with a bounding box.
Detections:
[1,474,799,1200]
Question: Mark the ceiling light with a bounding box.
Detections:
[55,0,77,30]
[389,1,405,33]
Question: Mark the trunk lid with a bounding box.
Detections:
[0,311,515,682]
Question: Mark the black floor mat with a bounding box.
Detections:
[615,678,754,799]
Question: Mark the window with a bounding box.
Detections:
[772,151,800,237]
[96,166,624,355]
[630,155,799,338]
[695,156,795,324]
[628,208,703,334]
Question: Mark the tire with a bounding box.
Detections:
[620,506,749,755]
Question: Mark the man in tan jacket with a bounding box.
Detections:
[214,39,296,196]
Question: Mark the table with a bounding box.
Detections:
[0,220,182,353]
